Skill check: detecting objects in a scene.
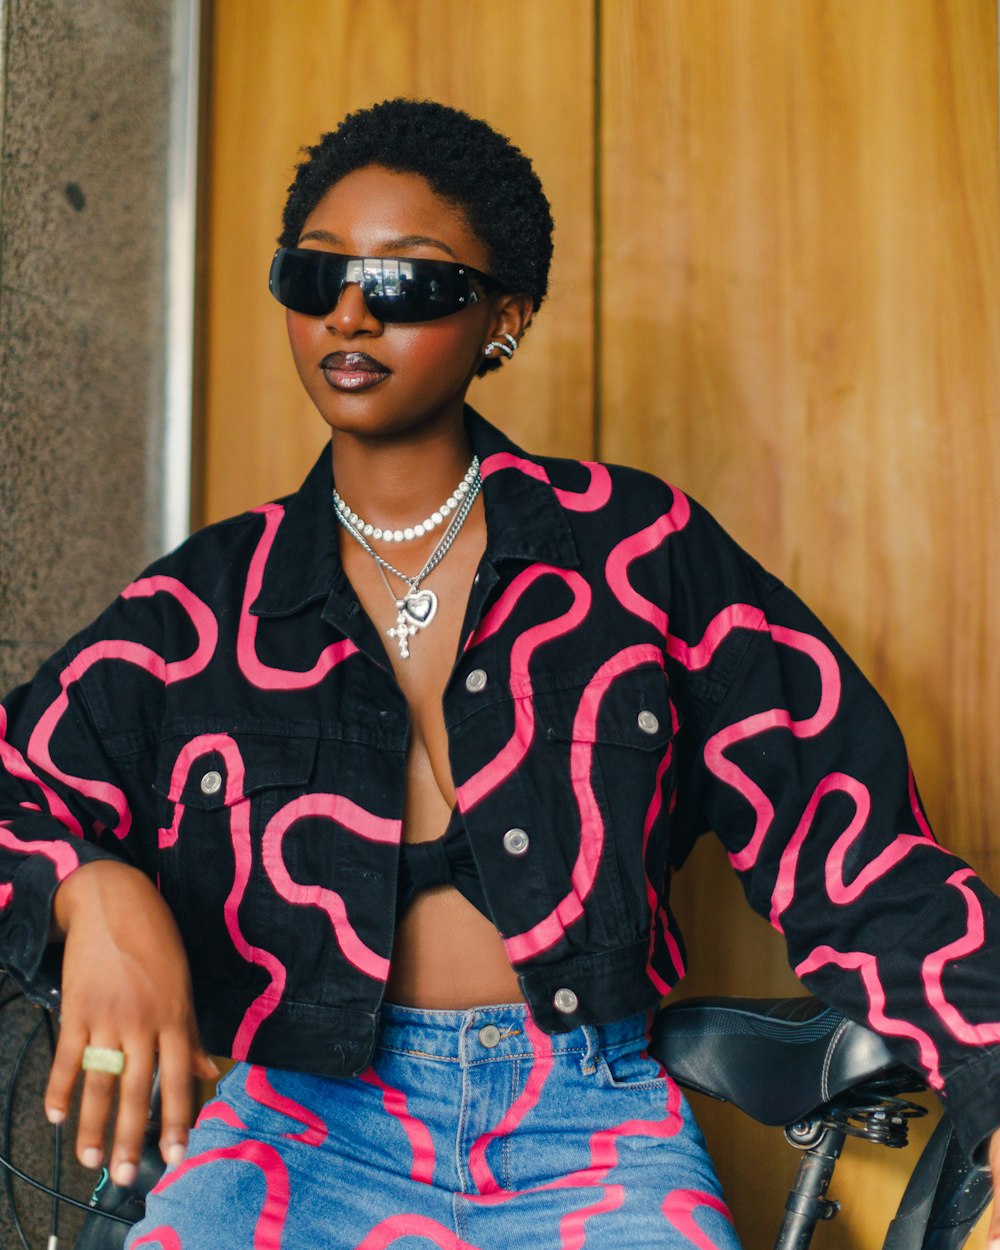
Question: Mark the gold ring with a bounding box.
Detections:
[81,1045,126,1076]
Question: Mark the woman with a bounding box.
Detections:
[2,99,999,1249]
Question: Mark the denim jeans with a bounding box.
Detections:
[125,1002,741,1249]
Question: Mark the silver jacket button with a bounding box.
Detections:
[478,1024,502,1048]
[637,710,660,735]
[553,987,579,1015]
[200,769,223,796]
[502,828,530,856]
[465,668,488,693]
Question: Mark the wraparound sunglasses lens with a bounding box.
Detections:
[268,248,501,323]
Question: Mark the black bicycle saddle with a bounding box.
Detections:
[649,996,912,1126]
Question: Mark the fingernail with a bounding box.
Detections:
[113,1161,137,1187]
[165,1142,185,1166]
[44,1107,65,1125]
[81,1147,102,1169]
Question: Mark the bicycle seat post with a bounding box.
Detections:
[775,1116,845,1249]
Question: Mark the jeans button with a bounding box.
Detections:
[200,769,223,796]
[479,1024,502,1048]
[465,668,488,693]
[502,828,530,856]
[637,710,660,735]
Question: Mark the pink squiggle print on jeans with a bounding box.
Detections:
[356,1215,484,1250]
[238,504,358,690]
[468,1013,555,1195]
[262,794,398,980]
[605,488,691,634]
[662,1188,734,1250]
[923,868,1000,1046]
[130,1230,182,1250]
[245,1065,328,1146]
[503,645,664,963]
[479,452,612,512]
[26,576,218,840]
[157,733,247,850]
[706,624,842,874]
[359,1066,435,1184]
[769,772,946,928]
[457,567,592,810]
[795,945,944,1090]
[145,1139,290,1250]
[195,1099,246,1131]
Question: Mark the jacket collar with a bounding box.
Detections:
[250,407,579,619]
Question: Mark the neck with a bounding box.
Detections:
[329,417,475,532]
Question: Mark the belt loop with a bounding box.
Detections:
[579,1024,600,1076]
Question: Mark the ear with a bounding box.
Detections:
[487,292,535,347]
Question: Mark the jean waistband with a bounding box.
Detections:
[376,1001,654,1067]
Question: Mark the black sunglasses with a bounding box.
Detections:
[268,248,502,323]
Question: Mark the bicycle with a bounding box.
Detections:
[0,986,992,1248]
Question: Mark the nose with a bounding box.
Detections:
[323,282,383,336]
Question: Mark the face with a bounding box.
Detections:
[284,165,527,443]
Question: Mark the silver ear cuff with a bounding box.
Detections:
[484,332,519,360]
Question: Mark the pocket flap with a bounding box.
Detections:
[153,729,319,811]
[536,664,676,750]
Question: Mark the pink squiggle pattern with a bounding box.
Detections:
[356,1215,484,1250]
[707,624,842,874]
[25,576,218,841]
[795,945,944,1090]
[0,707,78,834]
[642,743,683,994]
[157,735,287,1059]
[359,1066,435,1184]
[468,1013,555,1195]
[662,1189,734,1250]
[130,1230,182,1250]
[195,1099,246,1131]
[769,773,946,928]
[909,768,937,841]
[145,1139,290,1250]
[262,794,398,980]
[605,488,691,634]
[245,1066,328,1146]
[923,868,1000,1045]
[479,452,612,512]
[666,603,766,671]
[503,645,664,964]
[0,883,12,908]
[457,567,591,810]
[238,504,357,689]
[0,821,80,880]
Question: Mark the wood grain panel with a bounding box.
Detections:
[200,0,595,524]
[602,2,999,1245]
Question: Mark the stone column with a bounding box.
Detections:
[0,1,177,1241]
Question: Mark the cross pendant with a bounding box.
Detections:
[387,610,418,659]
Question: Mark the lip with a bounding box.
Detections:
[320,350,391,392]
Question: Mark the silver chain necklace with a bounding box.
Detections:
[332,457,482,659]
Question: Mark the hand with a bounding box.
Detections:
[44,860,219,1186]
[989,1128,1000,1248]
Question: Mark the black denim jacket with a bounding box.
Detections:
[2,410,999,1155]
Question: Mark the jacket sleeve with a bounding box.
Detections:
[665,498,1000,1160]
[0,569,212,1005]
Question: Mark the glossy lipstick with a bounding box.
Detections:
[320,351,391,392]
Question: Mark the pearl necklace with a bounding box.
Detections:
[332,460,482,660]
[333,458,479,543]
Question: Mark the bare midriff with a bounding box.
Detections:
[339,498,524,1010]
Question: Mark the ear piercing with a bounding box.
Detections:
[483,332,519,360]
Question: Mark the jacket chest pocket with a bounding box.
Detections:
[534,664,678,923]
[153,729,318,987]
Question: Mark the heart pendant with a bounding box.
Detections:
[402,589,437,628]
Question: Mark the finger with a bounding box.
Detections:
[108,1041,155,1188]
[157,1029,194,1166]
[44,1019,86,1125]
[192,1047,222,1082]
[76,1053,122,1169]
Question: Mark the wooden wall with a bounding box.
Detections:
[200,3,1000,1245]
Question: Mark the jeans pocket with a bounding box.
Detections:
[596,1041,669,1091]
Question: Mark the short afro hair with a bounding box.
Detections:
[279,99,553,372]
